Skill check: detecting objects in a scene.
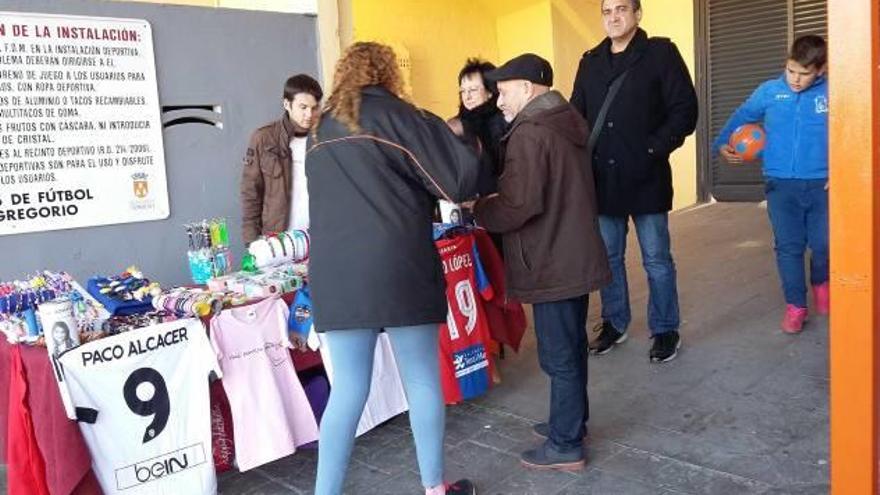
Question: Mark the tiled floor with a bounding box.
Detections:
[216,203,830,494]
[1,203,830,494]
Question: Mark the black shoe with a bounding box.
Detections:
[532,422,587,440]
[446,479,476,495]
[589,321,627,354]
[650,331,681,363]
[520,441,585,471]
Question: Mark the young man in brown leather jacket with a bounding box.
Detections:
[240,74,322,244]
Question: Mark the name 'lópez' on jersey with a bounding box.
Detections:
[436,234,495,404]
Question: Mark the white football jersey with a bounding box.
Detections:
[55,318,220,495]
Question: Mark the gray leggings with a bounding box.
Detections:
[314,324,445,494]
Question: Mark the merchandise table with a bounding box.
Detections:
[0,291,323,495]
[0,230,525,494]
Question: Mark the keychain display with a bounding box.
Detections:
[0,282,60,316]
[87,266,160,316]
[186,218,233,284]
[91,266,159,302]
[0,271,109,344]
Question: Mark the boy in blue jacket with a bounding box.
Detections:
[714,35,828,334]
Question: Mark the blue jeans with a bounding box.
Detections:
[598,213,680,335]
[533,295,589,453]
[315,325,445,494]
[765,178,829,308]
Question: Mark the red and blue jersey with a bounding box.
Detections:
[436,233,495,404]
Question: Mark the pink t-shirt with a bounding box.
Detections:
[209,296,319,471]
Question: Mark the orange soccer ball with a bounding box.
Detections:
[729,123,766,162]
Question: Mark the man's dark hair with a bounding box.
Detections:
[601,0,641,11]
[458,58,498,94]
[283,74,323,102]
[789,35,827,69]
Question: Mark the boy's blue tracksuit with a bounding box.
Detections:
[714,73,829,309]
[714,74,828,179]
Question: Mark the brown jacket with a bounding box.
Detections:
[240,116,299,244]
[473,91,610,304]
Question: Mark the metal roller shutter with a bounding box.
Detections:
[702,0,827,202]
[793,0,827,39]
[707,0,788,201]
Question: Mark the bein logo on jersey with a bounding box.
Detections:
[115,443,208,490]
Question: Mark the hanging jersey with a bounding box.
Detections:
[436,233,495,404]
[54,318,220,495]
[210,296,319,471]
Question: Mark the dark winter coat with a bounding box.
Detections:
[306,86,480,331]
[571,29,698,216]
[458,100,508,196]
[473,91,611,304]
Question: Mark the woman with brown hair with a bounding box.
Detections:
[451,58,508,196]
[306,42,480,495]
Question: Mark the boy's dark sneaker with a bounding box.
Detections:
[532,422,587,440]
[588,321,627,354]
[520,442,585,471]
[650,331,681,363]
[446,479,476,495]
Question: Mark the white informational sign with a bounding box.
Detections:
[0,12,169,235]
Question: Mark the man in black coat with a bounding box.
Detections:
[570,0,698,363]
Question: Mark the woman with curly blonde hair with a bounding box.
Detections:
[306,41,480,495]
